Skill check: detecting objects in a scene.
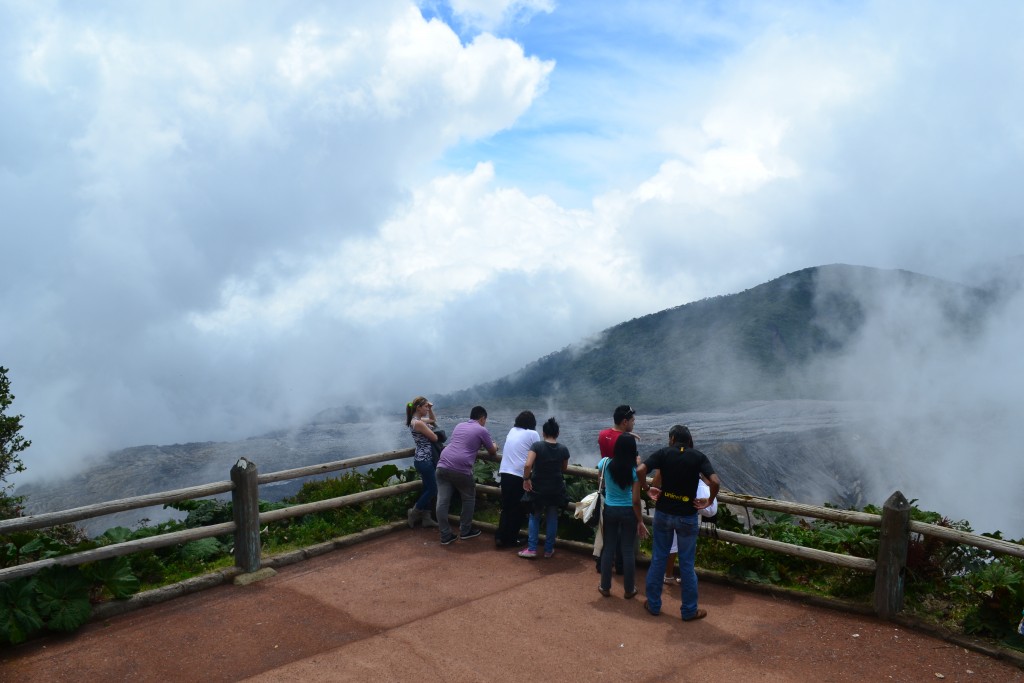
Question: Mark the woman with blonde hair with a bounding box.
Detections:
[406,396,439,528]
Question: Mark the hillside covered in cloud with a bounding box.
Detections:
[442,261,1024,535]
[443,264,1002,412]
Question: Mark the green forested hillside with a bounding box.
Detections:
[443,264,993,411]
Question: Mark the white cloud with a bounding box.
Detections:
[191,160,628,330]
[444,0,555,33]
[0,2,553,476]
[3,0,1024,525]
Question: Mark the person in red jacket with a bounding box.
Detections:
[595,405,636,573]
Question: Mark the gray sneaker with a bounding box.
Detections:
[440,532,458,545]
[459,528,482,540]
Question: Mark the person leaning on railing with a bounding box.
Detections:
[518,417,570,559]
[496,410,539,548]
[406,396,440,529]
[435,405,498,545]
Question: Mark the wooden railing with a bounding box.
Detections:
[0,449,418,582]
[2,450,1022,619]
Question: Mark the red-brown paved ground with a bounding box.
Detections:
[2,529,1021,683]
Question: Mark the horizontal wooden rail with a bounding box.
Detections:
[0,479,423,584]
[481,482,873,571]
[257,449,415,485]
[0,522,236,583]
[909,520,1024,559]
[716,491,1024,560]
[710,528,876,571]
[0,448,419,536]
[719,492,883,527]
[479,453,597,482]
[0,481,235,534]
[259,481,422,524]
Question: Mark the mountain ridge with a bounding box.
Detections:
[439,263,995,412]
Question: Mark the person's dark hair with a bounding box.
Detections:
[669,424,694,449]
[406,396,428,427]
[541,417,559,438]
[514,410,537,430]
[609,434,638,489]
[469,405,487,421]
[613,404,635,425]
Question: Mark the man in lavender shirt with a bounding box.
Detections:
[436,405,498,545]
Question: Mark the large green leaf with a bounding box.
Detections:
[98,526,134,545]
[473,459,498,485]
[18,535,67,559]
[81,557,140,599]
[0,579,43,644]
[1,541,18,567]
[34,567,92,632]
[168,499,233,527]
[365,464,400,487]
[179,537,227,563]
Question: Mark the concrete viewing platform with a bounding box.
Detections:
[2,526,1022,682]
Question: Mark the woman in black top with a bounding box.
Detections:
[518,417,570,559]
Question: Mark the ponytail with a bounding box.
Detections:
[406,396,428,426]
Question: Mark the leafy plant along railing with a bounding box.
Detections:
[2,450,1023,622]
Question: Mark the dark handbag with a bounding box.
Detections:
[519,490,535,514]
[584,459,608,528]
[430,429,447,466]
[699,513,719,539]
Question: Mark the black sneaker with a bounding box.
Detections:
[440,532,458,545]
[459,528,482,540]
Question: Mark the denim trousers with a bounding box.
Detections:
[527,505,559,553]
[600,505,637,593]
[644,511,699,618]
[497,474,526,544]
[435,466,476,537]
[413,459,437,511]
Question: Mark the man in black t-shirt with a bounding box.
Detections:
[636,425,719,621]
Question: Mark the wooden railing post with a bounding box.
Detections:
[231,457,261,573]
[873,490,911,618]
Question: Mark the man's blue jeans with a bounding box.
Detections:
[527,505,559,553]
[413,459,437,511]
[644,511,699,618]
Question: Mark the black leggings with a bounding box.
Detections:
[496,474,526,544]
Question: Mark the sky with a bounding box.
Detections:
[2,0,1024,503]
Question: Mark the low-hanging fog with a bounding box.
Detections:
[805,266,1024,536]
[2,2,1023,535]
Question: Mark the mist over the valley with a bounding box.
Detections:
[17,264,1024,539]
